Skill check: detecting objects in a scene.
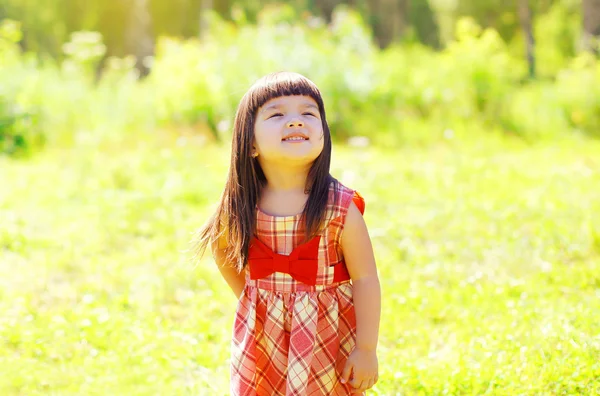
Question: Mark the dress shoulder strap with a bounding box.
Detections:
[352,190,365,215]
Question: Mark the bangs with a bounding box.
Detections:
[245,72,325,115]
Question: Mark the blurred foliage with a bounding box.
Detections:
[0,20,43,155]
[0,0,587,56]
[1,3,600,155]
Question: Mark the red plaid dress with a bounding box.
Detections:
[231,182,366,396]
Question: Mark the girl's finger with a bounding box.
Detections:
[358,379,372,393]
[350,378,364,390]
[340,363,353,384]
[365,378,375,390]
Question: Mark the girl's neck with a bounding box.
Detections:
[261,164,310,192]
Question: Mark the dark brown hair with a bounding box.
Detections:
[193,72,337,272]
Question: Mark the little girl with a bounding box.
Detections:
[195,72,381,395]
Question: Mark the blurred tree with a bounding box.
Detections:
[214,0,233,20]
[96,1,129,56]
[408,0,440,48]
[583,0,600,53]
[125,0,154,76]
[518,0,536,77]
[0,0,588,63]
[200,0,212,37]
[2,0,66,56]
[315,0,343,22]
[367,0,408,48]
[150,0,199,38]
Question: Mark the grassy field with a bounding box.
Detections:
[1,131,600,395]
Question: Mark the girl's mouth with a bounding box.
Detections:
[283,136,309,142]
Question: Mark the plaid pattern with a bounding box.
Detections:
[231,182,365,395]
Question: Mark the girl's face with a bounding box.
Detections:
[252,95,325,167]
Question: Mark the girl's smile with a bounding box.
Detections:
[282,132,309,142]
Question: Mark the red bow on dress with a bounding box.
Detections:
[248,236,321,285]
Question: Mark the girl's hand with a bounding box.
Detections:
[340,347,378,393]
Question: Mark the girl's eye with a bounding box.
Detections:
[303,112,317,117]
[268,113,283,119]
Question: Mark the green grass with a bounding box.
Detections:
[1,132,600,395]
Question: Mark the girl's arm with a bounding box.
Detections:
[340,201,381,391]
[212,236,246,298]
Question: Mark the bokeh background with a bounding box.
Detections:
[1,0,600,395]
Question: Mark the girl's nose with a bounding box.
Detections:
[286,118,304,128]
